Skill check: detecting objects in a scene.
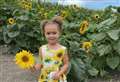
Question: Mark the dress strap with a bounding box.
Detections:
[41,45,47,57]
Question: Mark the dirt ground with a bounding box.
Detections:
[0,45,120,82]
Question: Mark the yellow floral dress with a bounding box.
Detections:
[38,45,67,82]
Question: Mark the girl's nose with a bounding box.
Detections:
[49,34,55,37]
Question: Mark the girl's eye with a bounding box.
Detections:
[47,32,56,35]
[47,32,50,35]
[53,32,56,34]
[46,32,57,35]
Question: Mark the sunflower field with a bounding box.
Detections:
[0,0,120,82]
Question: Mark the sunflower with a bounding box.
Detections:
[82,41,92,52]
[8,18,15,25]
[71,4,79,9]
[15,50,35,69]
[53,49,64,61]
[21,0,32,10]
[38,79,47,82]
[48,79,58,82]
[21,0,26,5]
[24,4,32,10]
[38,68,50,82]
[38,8,44,14]
[94,14,100,20]
[60,11,68,19]
[27,2,32,10]
[53,80,58,82]
[51,64,59,71]
[79,20,89,34]
[79,24,87,34]
[20,0,27,8]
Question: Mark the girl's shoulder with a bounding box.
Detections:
[39,44,47,50]
[60,45,68,55]
[59,44,67,50]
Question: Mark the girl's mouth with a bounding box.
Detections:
[49,38,55,40]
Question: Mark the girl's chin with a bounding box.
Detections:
[48,41,57,44]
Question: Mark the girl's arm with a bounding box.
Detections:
[58,49,69,76]
[34,47,43,70]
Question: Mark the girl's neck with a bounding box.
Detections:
[48,42,59,47]
[47,43,60,50]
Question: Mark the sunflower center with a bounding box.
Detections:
[10,19,13,22]
[85,46,89,49]
[22,56,29,62]
[96,16,98,18]
[84,44,91,50]
[81,25,86,31]
[57,53,62,58]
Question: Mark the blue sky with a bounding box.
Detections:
[50,0,120,9]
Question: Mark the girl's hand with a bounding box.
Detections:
[52,71,61,80]
[29,66,36,72]
[34,64,41,70]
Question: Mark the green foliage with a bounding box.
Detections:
[0,0,120,82]
[106,56,120,69]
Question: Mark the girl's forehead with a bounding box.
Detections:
[44,24,59,32]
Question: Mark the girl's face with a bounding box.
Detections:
[44,23,60,44]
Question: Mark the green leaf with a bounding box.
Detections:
[100,69,107,77]
[6,24,20,38]
[3,32,12,44]
[88,67,99,76]
[106,56,120,69]
[87,23,97,33]
[70,59,86,80]
[88,33,106,42]
[107,29,120,40]
[18,23,25,29]
[17,15,29,21]
[25,31,34,37]
[117,64,120,71]
[12,9,20,16]
[7,31,20,38]
[97,45,112,56]
[113,41,120,55]
[75,58,85,69]
[69,41,80,50]
[106,16,117,26]
[97,16,117,29]
[47,11,55,19]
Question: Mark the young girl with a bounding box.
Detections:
[32,16,69,82]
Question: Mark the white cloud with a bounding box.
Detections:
[58,0,85,7]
